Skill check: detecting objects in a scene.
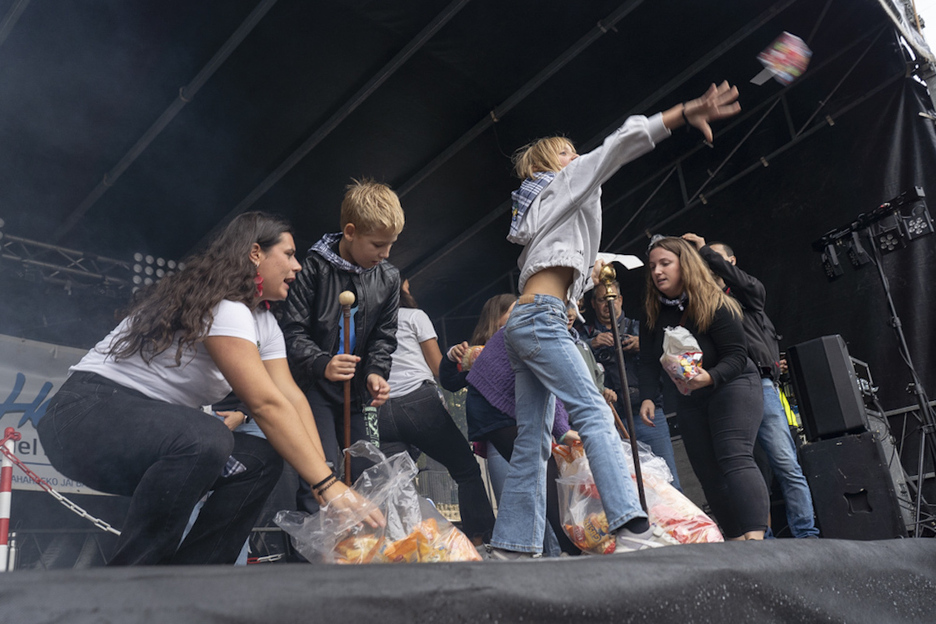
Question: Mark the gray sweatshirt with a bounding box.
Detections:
[508,113,670,302]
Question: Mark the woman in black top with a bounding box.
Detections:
[637,236,767,540]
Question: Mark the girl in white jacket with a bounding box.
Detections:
[489,83,740,559]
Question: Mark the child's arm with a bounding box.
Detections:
[520,83,741,243]
[361,270,401,399]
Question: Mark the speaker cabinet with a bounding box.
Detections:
[799,432,907,539]
[788,335,868,441]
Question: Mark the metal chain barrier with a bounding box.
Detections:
[0,428,120,536]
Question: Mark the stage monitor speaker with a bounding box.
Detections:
[799,432,906,539]
[787,334,868,441]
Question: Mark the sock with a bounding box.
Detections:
[620,517,650,534]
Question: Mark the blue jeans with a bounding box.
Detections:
[492,295,645,553]
[378,382,495,542]
[631,404,682,492]
[757,378,819,537]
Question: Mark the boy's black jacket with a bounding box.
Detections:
[277,249,400,405]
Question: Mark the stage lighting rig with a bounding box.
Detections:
[820,243,844,279]
[812,186,930,278]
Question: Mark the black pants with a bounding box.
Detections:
[36,372,283,565]
[378,381,495,542]
[485,426,581,555]
[675,366,769,538]
[295,386,373,514]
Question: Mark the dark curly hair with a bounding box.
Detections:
[109,211,293,365]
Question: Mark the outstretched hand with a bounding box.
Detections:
[683,81,740,143]
[317,481,386,529]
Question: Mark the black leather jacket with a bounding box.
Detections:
[277,247,400,404]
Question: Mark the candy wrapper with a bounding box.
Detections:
[756,31,812,86]
[553,440,723,551]
[660,325,703,395]
[275,441,481,564]
[457,345,485,372]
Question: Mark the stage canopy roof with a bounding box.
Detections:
[1,0,934,402]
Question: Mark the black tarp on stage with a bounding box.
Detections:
[1,538,934,623]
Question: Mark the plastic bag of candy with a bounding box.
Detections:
[553,440,723,551]
[660,325,703,395]
[457,345,485,372]
[275,441,481,564]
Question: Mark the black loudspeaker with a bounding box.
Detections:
[799,432,906,539]
[787,335,868,441]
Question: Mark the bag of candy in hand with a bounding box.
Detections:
[275,441,481,564]
[552,440,723,551]
[660,325,703,395]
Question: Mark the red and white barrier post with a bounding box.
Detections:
[0,427,21,572]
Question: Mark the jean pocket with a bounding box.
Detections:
[505,315,541,360]
[398,393,448,433]
[42,389,100,436]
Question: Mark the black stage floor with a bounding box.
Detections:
[0,538,933,623]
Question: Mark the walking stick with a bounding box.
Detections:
[339,290,356,486]
[599,264,648,512]
[607,401,630,440]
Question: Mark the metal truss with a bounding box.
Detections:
[0,231,131,298]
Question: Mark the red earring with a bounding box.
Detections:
[253,261,263,298]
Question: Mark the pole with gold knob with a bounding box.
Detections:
[339,290,356,485]
[599,263,647,512]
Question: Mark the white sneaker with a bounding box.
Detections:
[613,525,677,553]
[488,547,543,561]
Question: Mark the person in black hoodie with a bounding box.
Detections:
[278,179,403,514]
[683,233,819,538]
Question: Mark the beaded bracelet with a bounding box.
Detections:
[317,477,339,496]
[311,472,337,491]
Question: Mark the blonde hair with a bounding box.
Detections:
[340,178,405,235]
[512,136,575,180]
[644,237,742,333]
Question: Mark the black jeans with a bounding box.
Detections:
[296,386,374,515]
[36,372,283,565]
[378,381,495,542]
[675,366,768,538]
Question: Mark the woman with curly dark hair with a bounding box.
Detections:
[37,212,382,566]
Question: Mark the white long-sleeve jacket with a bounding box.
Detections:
[508,113,670,302]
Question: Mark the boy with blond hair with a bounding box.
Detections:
[279,179,404,513]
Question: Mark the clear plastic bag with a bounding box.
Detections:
[553,440,723,551]
[660,325,703,395]
[275,441,481,564]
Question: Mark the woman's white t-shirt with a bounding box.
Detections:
[387,307,437,398]
[71,300,286,408]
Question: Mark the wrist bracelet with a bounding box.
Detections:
[317,477,339,496]
[681,103,691,130]
[311,472,337,491]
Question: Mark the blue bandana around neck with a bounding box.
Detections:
[310,232,368,274]
[509,172,556,238]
